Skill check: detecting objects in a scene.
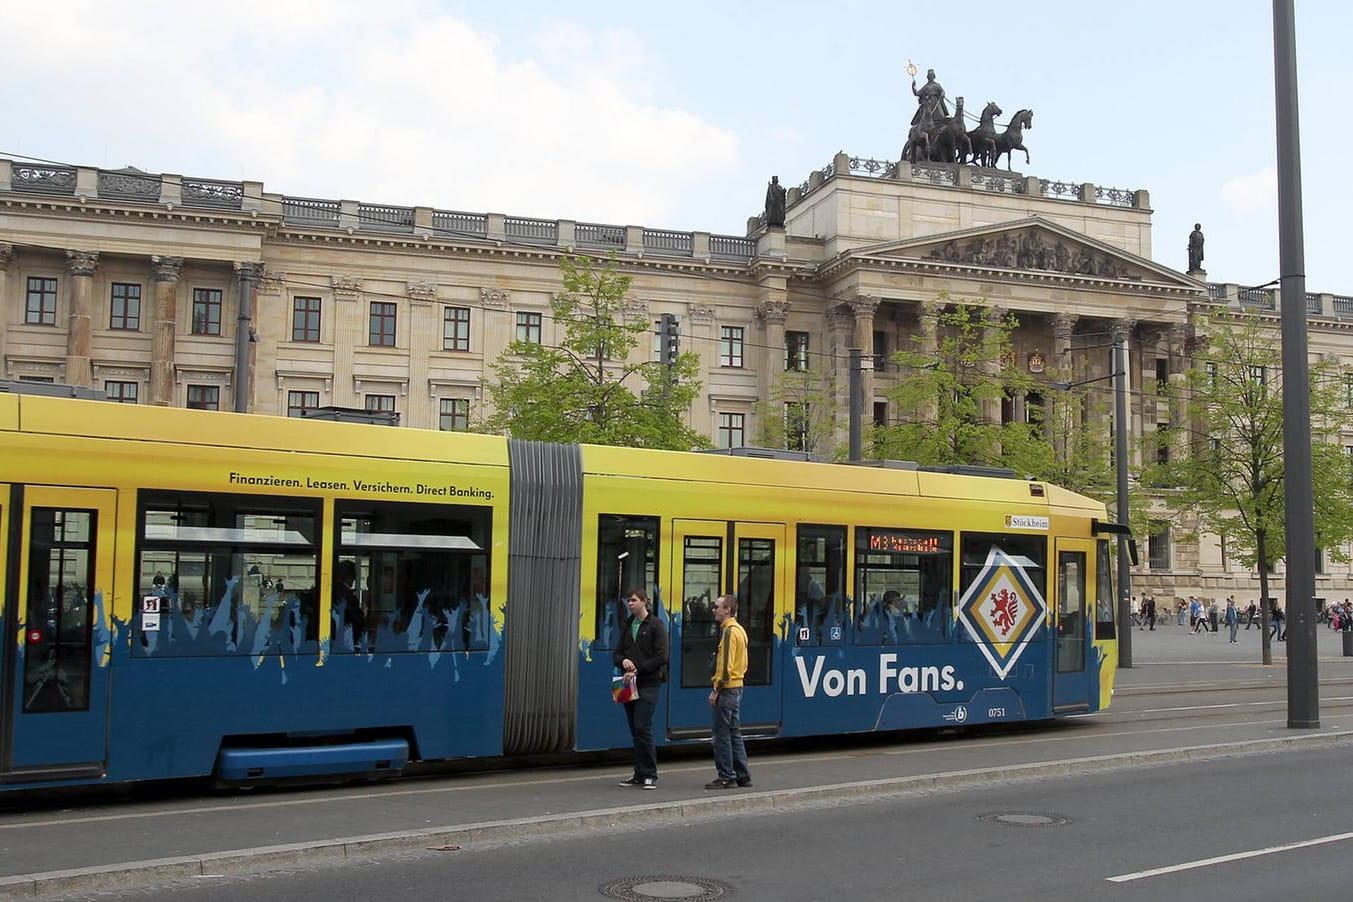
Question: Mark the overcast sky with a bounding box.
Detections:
[3,1,1349,291]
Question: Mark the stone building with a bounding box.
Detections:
[2,152,1351,604]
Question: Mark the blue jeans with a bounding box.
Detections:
[712,688,750,782]
[624,685,659,779]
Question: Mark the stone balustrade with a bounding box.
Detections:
[0,158,757,262]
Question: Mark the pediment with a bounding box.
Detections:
[846,217,1200,288]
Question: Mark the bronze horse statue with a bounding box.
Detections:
[994,108,1033,170]
[966,102,1002,168]
[931,97,971,164]
[900,120,931,164]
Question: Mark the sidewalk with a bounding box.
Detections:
[3,628,1353,898]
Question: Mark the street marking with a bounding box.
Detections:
[1130,695,1353,715]
[1107,831,1353,882]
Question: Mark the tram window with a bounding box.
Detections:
[335,500,491,654]
[852,528,952,645]
[1095,539,1116,639]
[23,509,96,713]
[594,515,659,650]
[680,536,722,689]
[795,525,846,645]
[958,533,1047,642]
[736,536,774,685]
[135,492,320,657]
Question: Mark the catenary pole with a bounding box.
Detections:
[1273,0,1318,727]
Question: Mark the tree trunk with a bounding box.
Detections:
[1257,530,1273,666]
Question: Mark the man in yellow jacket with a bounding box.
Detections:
[706,594,752,789]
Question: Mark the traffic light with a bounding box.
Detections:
[658,313,680,365]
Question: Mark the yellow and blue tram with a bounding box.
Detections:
[0,388,1120,790]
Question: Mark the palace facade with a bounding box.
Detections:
[2,153,1350,605]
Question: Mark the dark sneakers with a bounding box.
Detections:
[736,778,753,788]
[705,778,748,790]
[641,777,658,790]
[618,775,642,787]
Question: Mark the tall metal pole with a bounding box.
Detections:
[233,262,258,413]
[1274,0,1318,728]
[1113,322,1133,668]
[848,348,863,462]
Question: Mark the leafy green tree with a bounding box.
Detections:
[876,301,1034,467]
[481,254,707,450]
[1140,309,1353,663]
[754,366,842,457]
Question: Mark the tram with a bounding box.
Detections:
[0,385,1121,791]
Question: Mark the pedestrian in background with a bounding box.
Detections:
[1225,597,1239,643]
[615,587,668,790]
[706,594,752,790]
[1246,600,1258,629]
[1144,594,1156,631]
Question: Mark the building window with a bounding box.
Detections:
[369,302,397,347]
[186,384,220,411]
[105,380,138,404]
[287,390,319,418]
[191,288,223,335]
[786,331,809,371]
[443,307,471,352]
[292,296,322,342]
[873,401,889,427]
[1147,522,1170,571]
[720,326,744,368]
[110,283,142,330]
[365,394,396,415]
[1155,358,1169,394]
[872,330,888,372]
[716,412,745,449]
[25,277,57,325]
[1250,365,1267,387]
[439,398,470,431]
[1156,422,1170,465]
[515,311,542,345]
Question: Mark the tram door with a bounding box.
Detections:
[1052,538,1095,713]
[667,520,786,738]
[2,487,115,776]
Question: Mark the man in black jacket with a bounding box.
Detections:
[614,587,668,790]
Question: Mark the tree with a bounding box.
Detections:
[1140,309,1353,664]
[876,302,1032,468]
[754,366,842,457]
[481,254,708,450]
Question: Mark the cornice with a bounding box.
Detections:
[0,196,276,233]
[818,253,1205,300]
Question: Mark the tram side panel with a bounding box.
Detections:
[7,427,511,786]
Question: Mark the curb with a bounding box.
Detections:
[4,729,1353,898]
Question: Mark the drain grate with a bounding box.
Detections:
[599,875,732,900]
[978,811,1072,827]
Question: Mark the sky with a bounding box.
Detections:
[2,1,1350,292]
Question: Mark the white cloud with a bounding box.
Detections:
[1,1,739,225]
[1222,168,1277,214]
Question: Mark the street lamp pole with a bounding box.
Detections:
[1113,322,1133,669]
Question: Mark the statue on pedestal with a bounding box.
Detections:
[764,176,787,228]
[1187,223,1205,273]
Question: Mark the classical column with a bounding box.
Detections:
[1112,318,1137,468]
[825,305,854,447]
[981,305,1006,426]
[848,294,880,413]
[234,262,262,413]
[1051,312,1078,455]
[0,244,11,371]
[1168,321,1189,462]
[65,251,98,388]
[150,256,183,406]
[916,300,943,424]
[755,299,790,406]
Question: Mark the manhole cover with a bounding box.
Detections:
[599,875,732,900]
[978,811,1072,827]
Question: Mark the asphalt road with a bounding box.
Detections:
[42,744,1353,902]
